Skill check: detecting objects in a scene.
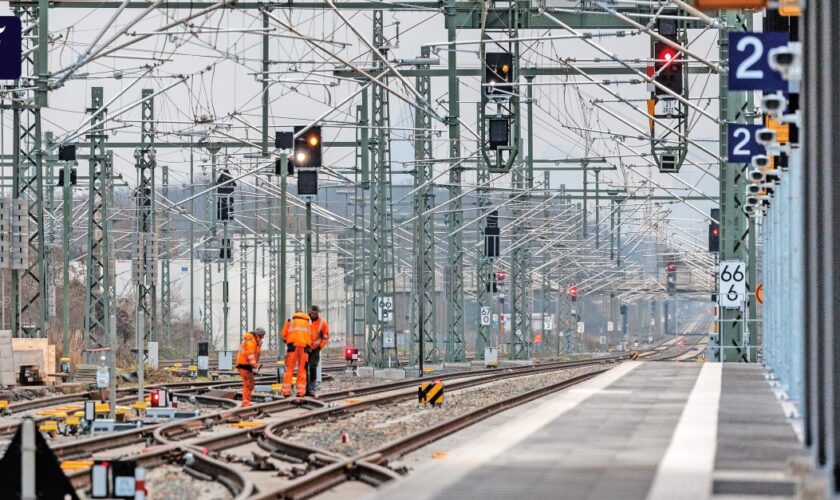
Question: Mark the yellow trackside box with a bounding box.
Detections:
[418,382,444,406]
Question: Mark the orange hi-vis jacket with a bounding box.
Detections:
[310,317,330,350]
[282,312,312,347]
[236,331,262,368]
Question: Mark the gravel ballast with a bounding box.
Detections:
[278,364,605,456]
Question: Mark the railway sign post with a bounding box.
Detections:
[726,124,765,163]
[0,17,22,80]
[728,32,789,92]
[719,261,747,309]
[480,307,491,326]
[377,295,393,321]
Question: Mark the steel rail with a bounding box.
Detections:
[252,370,607,499]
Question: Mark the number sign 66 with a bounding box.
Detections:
[719,261,746,310]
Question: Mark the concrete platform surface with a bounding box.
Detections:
[368,361,804,500]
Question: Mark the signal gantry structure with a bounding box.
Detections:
[0,0,737,371]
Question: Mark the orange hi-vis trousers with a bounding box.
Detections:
[282,347,309,397]
[239,368,256,406]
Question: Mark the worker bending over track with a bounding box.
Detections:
[236,327,265,407]
[281,311,312,397]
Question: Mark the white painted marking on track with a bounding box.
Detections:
[646,362,722,500]
[568,388,632,395]
[367,361,642,500]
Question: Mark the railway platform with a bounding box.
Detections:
[372,361,805,500]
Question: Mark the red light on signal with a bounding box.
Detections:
[151,391,161,407]
[568,286,578,297]
[496,271,506,281]
[345,347,357,361]
[712,227,719,237]
[659,48,677,61]
[666,262,676,272]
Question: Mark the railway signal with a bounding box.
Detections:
[709,208,720,253]
[654,43,683,95]
[293,125,322,168]
[666,262,677,295]
[485,52,513,97]
[568,285,578,301]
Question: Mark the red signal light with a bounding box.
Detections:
[496,271,506,281]
[666,262,676,272]
[150,391,161,407]
[658,47,678,67]
[568,286,578,298]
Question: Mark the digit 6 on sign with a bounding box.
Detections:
[727,284,738,302]
[721,265,732,281]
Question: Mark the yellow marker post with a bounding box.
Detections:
[39,421,58,433]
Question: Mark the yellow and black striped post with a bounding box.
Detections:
[418,381,444,406]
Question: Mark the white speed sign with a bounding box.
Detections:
[719,260,746,309]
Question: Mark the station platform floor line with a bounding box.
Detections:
[370,361,804,500]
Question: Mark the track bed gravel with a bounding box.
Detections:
[278,364,606,456]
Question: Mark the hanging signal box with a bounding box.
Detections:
[293,126,322,169]
[275,131,293,150]
[58,144,76,161]
[298,169,318,196]
[488,117,510,149]
[709,208,720,253]
[485,52,513,97]
[654,42,683,96]
[58,167,77,187]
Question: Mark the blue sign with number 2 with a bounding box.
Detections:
[0,17,21,80]
[727,124,765,163]
[728,32,789,92]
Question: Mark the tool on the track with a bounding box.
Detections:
[418,381,445,406]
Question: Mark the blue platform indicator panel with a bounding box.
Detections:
[727,124,765,163]
[728,32,789,92]
[0,17,22,80]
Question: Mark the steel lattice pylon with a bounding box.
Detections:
[351,89,369,351]
[202,146,219,344]
[366,9,398,367]
[413,47,438,365]
[444,0,465,362]
[83,87,114,360]
[475,159,492,360]
[240,239,249,339]
[134,89,157,345]
[11,5,47,339]
[160,165,172,340]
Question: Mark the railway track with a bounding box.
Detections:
[9,342,699,498]
[63,356,625,498]
[253,369,607,499]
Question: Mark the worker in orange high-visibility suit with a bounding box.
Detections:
[281,312,312,397]
[236,327,265,407]
[306,305,330,397]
